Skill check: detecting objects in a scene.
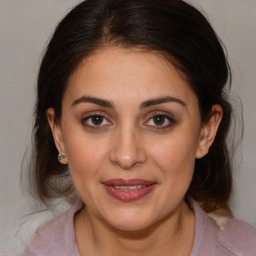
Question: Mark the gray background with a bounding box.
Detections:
[0,0,255,254]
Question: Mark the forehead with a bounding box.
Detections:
[64,47,197,107]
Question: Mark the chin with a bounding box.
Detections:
[101,208,160,232]
[109,219,153,233]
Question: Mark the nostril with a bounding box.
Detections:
[108,130,147,169]
[111,152,147,170]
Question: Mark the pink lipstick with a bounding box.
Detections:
[101,179,157,201]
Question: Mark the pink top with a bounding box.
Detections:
[15,200,256,256]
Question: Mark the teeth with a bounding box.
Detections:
[113,185,148,191]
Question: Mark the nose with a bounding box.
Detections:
[109,125,146,170]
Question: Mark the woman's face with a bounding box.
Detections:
[48,47,220,231]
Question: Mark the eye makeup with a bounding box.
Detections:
[144,111,177,131]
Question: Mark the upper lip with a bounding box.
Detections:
[102,179,157,186]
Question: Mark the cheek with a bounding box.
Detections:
[148,128,200,182]
[64,133,108,181]
[64,135,110,206]
[152,134,198,166]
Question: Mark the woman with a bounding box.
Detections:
[16,0,256,255]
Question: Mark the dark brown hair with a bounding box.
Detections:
[31,0,233,211]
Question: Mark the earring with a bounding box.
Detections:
[58,153,65,161]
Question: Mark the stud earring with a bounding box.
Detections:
[58,153,65,161]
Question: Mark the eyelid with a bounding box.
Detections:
[80,111,176,130]
[144,111,176,128]
[81,112,112,128]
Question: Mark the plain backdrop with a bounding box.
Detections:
[0,0,255,254]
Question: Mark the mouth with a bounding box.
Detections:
[101,179,157,201]
[110,184,152,191]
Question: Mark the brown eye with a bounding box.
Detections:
[145,114,176,129]
[152,115,166,126]
[82,115,111,128]
[91,115,104,125]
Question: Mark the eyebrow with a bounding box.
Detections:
[72,96,114,108]
[71,96,185,109]
[140,96,186,109]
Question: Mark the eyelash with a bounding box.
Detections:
[144,113,176,129]
[81,114,112,129]
[81,113,176,130]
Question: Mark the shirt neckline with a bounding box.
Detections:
[68,199,208,256]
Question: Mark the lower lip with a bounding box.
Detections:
[102,184,156,201]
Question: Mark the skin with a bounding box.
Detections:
[47,46,222,256]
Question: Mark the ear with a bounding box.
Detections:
[46,108,68,164]
[196,104,223,159]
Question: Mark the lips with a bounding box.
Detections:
[101,179,157,201]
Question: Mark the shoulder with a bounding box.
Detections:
[191,200,256,256]
[14,201,83,256]
[217,218,256,255]
[13,211,69,256]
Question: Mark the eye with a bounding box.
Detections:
[82,115,111,128]
[145,114,175,128]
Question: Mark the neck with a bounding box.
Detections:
[75,201,195,256]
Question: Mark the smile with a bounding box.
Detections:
[112,185,150,191]
[102,179,157,201]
